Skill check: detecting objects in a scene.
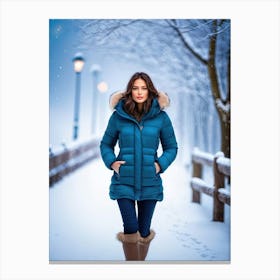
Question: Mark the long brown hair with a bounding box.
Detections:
[122,72,158,121]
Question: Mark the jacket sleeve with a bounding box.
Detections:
[100,112,119,170]
[157,112,178,173]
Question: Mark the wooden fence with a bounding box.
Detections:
[190,147,231,222]
[49,137,100,186]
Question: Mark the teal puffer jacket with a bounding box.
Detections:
[100,92,178,201]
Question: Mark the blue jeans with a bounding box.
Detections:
[117,198,157,238]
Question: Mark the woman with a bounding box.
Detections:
[100,72,178,261]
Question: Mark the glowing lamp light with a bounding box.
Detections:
[97,81,108,93]
[73,53,85,73]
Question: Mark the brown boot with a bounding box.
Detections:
[138,230,156,261]
[116,232,140,261]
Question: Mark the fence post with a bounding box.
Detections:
[213,152,225,221]
[192,160,202,203]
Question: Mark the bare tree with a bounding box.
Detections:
[164,19,230,157]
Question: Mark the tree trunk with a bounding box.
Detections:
[221,112,230,158]
[207,20,230,158]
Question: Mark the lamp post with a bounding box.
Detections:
[72,53,85,140]
[97,81,109,135]
[90,64,101,135]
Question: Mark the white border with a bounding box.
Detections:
[1,0,279,279]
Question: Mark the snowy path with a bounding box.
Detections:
[49,158,230,262]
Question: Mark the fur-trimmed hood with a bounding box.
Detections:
[109,91,170,111]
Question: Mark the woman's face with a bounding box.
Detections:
[131,78,149,104]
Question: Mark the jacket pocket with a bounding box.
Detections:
[118,164,135,186]
[153,162,159,177]
[118,163,123,175]
[142,163,159,180]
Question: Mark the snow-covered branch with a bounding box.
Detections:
[215,98,230,113]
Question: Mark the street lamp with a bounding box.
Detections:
[90,64,101,135]
[72,52,85,140]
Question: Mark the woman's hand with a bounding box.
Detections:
[154,162,161,174]
[111,161,126,174]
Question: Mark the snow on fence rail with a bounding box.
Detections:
[190,147,231,222]
[49,137,101,186]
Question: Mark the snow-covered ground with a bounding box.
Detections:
[49,158,230,262]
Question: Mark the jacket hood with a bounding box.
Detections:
[109,91,170,111]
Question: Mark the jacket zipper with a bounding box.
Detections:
[139,121,143,198]
[115,109,145,198]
